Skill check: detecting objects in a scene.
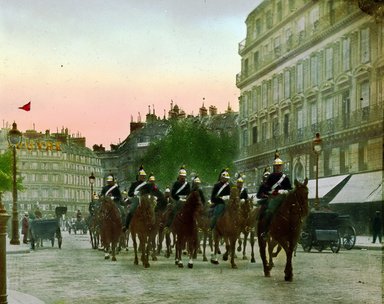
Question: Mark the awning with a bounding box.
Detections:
[329,171,383,204]
[307,175,350,200]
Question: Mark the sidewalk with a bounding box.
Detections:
[4,235,383,304]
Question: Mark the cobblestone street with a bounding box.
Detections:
[6,231,383,304]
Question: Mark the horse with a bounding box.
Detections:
[129,193,157,268]
[211,186,242,269]
[257,178,309,281]
[87,201,102,249]
[237,197,258,263]
[99,197,123,261]
[196,203,213,262]
[171,190,203,268]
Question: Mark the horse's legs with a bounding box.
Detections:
[230,236,238,269]
[132,234,139,265]
[210,230,219,264]
[258,235,270,277]
[283,243,293,281]
[242,232,249,260]
[164,232,171,258]
[111,242,117,261]
[104,243,110,259]
[157,228,164,254]
[250,231,256,263]
[202,231,208,261]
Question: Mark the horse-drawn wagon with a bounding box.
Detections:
[29,218,62,249]
[300,211,356,253]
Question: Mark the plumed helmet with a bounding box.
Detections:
[138,165,146,176]
[148,174,155,182]
[106,175,114,182]
[164,187,171,193]
[193,176,201,184]
[235,172,245,183]
[273,150,284,165]
[178,166,187,176]
[263,167,270,177]
[220,169,230,180]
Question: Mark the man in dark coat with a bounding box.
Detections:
[210,169,232,229]
[372,211,382,244]
[100,175,122,203]
[165,166,191,228]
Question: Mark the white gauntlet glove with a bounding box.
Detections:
[278,190,288,194]
[221,195,230,200]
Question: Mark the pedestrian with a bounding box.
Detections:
[210,168,231,229]
[372,211,382,244]
[21,212,29,244]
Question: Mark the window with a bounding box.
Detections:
[361,28,370,63]
[253,51,259,69]
[285,28,293,50]
[297,63,303,93]
[262,82,268,108]
[297,17,305,41]
[266,10,273,29]
[325,47,333,80]
[311,103,318,126]
[252,88,257,112]
[276,2,282,22]
[311,55,319,86]
[343,37,351,71]
[284,114,289,136]
[272,117,279,138]
[273,77,279,103]
[284,70,290,98]
[297,108,304,130]
[255,19,261,36]
[243,58,249,76]
[274,36,281,57]
[325,96,333,120]
[360,81,370,108]
[289,0,295,11]
[242,129,248,147]
[310,6,319,29]
[252,126,258,144]
[262,121,267,141]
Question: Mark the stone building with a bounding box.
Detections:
[235,0,383,232]
[0,126,104,217]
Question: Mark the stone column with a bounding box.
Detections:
[0,192,11,304]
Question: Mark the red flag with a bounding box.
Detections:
[19,101,31,111]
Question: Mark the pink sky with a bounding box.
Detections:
[1,0,261,149]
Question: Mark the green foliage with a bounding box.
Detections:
[140,119,238,189]
[0,150,24,193]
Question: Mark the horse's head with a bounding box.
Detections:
[185,190,203,215]
[293,178,309,216]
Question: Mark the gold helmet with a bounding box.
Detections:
[273,150,284,165]
[138,165,146,176]
[178,166,187,176]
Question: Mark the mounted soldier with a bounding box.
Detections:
[210,168,232,230]
[100,174,122,204]
[236,174,249,201]
[192,176,206,206]
[258,151,292,239]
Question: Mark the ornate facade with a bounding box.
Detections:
[235,0,383,196]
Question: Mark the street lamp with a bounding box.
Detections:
[89,172,95,202]
[7,122,22,245]
[312,132,322,211]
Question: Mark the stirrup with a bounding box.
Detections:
[261,231,269,241]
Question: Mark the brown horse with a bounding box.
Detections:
[171,190,203,268]
[130,194,157,268]
[211,186,241,269]
[196,203,213,261]
[257,178,309,281]
[99,197,123,261]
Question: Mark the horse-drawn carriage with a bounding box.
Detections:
[29,218,62,249]
[300,211,356,253]
[68,218,88,234]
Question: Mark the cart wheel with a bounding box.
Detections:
[342,225,356,250]
[314,242,324,252]
[330,235,341,253]
[300,231,312,252]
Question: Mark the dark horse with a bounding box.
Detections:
[257,178,309,281]
[211,186,241,269]
[99,197,123,261]
[171,190,203,268]
[130,193,157,268]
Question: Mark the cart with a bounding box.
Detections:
[29,218,62,249]
[338,214,356,250]
[300,211,342,253]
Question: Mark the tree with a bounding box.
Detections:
[0,150,23,194]
[140,119,238,189]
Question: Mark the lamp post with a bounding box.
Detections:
[7,122,22,245]
[89,172,95,202]
[312,133,322,210]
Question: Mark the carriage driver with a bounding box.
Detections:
[258,151,292,239]
[210,169,232,230]
[164,166,191,229]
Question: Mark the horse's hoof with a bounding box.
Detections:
[264,272,271,277]
[242,256,248,260]
[188,263,193,269]
[285,275,293,282]
[112,256,117,262]
[237,246,241,252]
[251,257,256,263]
[104,254,110,259]
[203,256,208,262]
[175,260,179,265]
[222,255,228,261]
[210,258,219,265]
[232,264,238,269]
[178,262,184,268]
[152,256,157,261]
[217,249,221,254]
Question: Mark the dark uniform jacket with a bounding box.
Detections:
[128,180,147,197]
[265,172,292,195]
[211,181,231,205]
[239,187,249,200]
[171,180,191,201]
[101,184,122,203]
